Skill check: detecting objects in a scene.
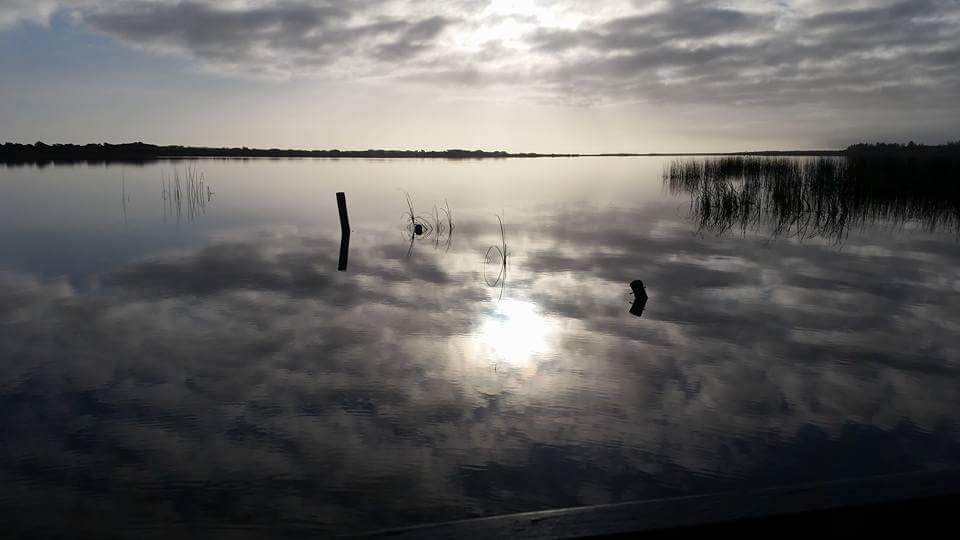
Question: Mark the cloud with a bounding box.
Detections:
[371,15,454,62]
[2,0,958,114]
[0,0,62,27]
[530,0,960,107]
[74,1,457,76]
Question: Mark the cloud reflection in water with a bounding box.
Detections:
[2,203,960,536]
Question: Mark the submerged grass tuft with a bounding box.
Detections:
[403,193,454,254]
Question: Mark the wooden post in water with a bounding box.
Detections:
[337,192,351,271]
[629,280,648,318]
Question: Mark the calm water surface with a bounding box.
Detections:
[2,158,959,537]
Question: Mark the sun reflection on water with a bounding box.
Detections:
[475,299,549,368]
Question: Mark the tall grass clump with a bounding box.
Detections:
[161,166,210,222]
[664,155,960,241]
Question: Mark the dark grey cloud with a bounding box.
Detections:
[88,2,340,67]
[531,2,771,53]
[80,1,456,74]
[372,15,453,62]
[530,0,960,109]
[804,0,947,31]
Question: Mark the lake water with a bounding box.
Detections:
[2,157,959,537]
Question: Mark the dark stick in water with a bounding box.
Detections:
[337,192,351,271]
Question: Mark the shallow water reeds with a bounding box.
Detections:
[161,166,210,223]
[484,215,508,300]
[664,155,960,241]
[403,193,454,254]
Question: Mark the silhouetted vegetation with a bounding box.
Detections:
[846,141,960,156]
[665,154,960,241]
[484,215,508,300]
[5,140,960,166]
[0,141,576,165]
[161,166,210,223]
[403,194,454,255]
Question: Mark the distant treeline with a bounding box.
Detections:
[0,142,576,165]
[846,141,960,156]
[3,140,960,165]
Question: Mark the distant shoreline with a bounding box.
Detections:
[2,141,956,165]
[584,151,845,157]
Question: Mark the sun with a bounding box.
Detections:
[454,1,561,50]
[486,0,542,17]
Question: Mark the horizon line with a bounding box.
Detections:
[4,140,958,161]
[2,140,851,158]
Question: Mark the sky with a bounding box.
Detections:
[1,0,958,152]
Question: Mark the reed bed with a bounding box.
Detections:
[664,156,960,241]
[161,166,210,222]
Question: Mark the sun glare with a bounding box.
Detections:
[458,0,581,50]
[488,0,543,16]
